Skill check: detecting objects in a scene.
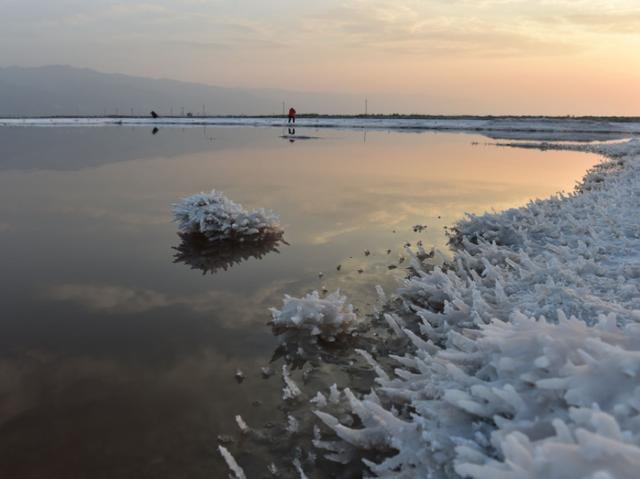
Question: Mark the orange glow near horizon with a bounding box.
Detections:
[1,0,639,114]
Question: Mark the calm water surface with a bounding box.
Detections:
[0,127,600,478]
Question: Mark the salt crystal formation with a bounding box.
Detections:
[313,139,640,478]
[172,190,282,241]
[282,365,302,400]
[217,445,246,479]
[270,290,358,341]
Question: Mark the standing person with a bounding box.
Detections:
[288,107,296,124]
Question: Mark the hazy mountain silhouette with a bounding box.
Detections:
[0,65,362,116]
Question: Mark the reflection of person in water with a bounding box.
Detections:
[288,107,296,124]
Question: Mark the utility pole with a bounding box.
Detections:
[365,97,368,115]
[202,104,206,117]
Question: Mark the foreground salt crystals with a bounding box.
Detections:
[172,190,282,241]
[282,364,302,400]
[269,290,358,341]
[310,139,640,478]
[217,445,246,479]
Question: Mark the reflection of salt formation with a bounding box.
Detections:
[172,232,285,274]
[172,190,282,241]
[269,290,358,342]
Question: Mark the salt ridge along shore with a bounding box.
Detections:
[310,139,640,478]
[1,116,640,141]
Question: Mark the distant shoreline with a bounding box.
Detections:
[2,116,639,142]
[1,114,640,121]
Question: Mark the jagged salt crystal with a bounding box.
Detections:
[270,290,357,339]
[293,458,309,479]
[217,445,246,479]
[287,415,300,433]
[282,365,302,400]
[235,415,249,434]
[310,392,328,408]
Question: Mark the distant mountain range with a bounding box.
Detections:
[0,65,363,117]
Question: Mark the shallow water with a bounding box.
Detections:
[0,126,600,478]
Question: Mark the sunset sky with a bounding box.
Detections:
[2,0,640,114]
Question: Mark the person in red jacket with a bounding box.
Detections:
[288,107,296,124]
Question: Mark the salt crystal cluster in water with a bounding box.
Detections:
[282,365,302,400]
[172,190,281,241]
[311,139,640,478]
[270,290,357,341]
[217,445,246,479]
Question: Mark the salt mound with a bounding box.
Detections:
[270,290,357,341]
[172,190,282,241]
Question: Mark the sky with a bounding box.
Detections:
[1,0,639,115]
